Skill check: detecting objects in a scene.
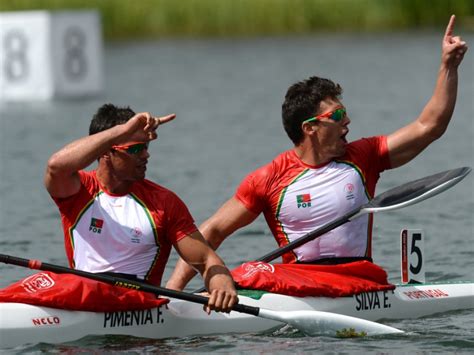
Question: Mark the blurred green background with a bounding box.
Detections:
[1,0,473,39]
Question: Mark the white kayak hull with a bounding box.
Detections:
[1,281,473,348]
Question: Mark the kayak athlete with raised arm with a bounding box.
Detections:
[167,15,468,291]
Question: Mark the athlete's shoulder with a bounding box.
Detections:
[133,179,183,202]
[250,150,302,180]
[340,135,390,177]
[237,150,306,200]
[347,135,386,148]
[77,170,100,192]
[345,136,387,158]
[78,169,96,180]
[135,179,171,194]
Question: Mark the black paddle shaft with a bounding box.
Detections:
[256,207,360,263]
[0,254,260,316]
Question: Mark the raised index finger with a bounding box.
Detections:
[444,14,456,38]
[156,113,176,126]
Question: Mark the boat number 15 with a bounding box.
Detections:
[400,229,425,284]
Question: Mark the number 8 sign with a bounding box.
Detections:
[0,10,103,100]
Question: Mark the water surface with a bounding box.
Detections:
[1,31,473,353]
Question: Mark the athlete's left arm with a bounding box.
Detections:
[387,15,468,168]
[173,231,238,313]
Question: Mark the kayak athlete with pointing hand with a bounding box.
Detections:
[167,15,468,291]
[44,103,238,313]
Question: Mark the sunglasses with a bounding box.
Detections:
[112,142,149,155]
[303,108,347,124]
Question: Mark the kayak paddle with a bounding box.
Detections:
[0,254,402,337]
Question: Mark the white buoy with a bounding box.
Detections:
[0,10,103,101]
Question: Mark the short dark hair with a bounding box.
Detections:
[89,103,136,135]
[282,76,343,145]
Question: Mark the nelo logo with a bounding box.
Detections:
[21,273,55,293]
[32,316,61,326]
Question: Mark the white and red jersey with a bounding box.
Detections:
[235,136,391,263]
[53,170,197,286]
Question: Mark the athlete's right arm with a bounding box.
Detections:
[44,124,128,198]
[44,112,174,198]
[166,197,258,291]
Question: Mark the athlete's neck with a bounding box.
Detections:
[293,144,332,167]
[96,167,133,196]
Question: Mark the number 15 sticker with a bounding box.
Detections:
[401,229,425,284]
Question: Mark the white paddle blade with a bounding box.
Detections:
[259,309,403,337]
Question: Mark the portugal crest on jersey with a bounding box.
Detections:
[296,193,312,208]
